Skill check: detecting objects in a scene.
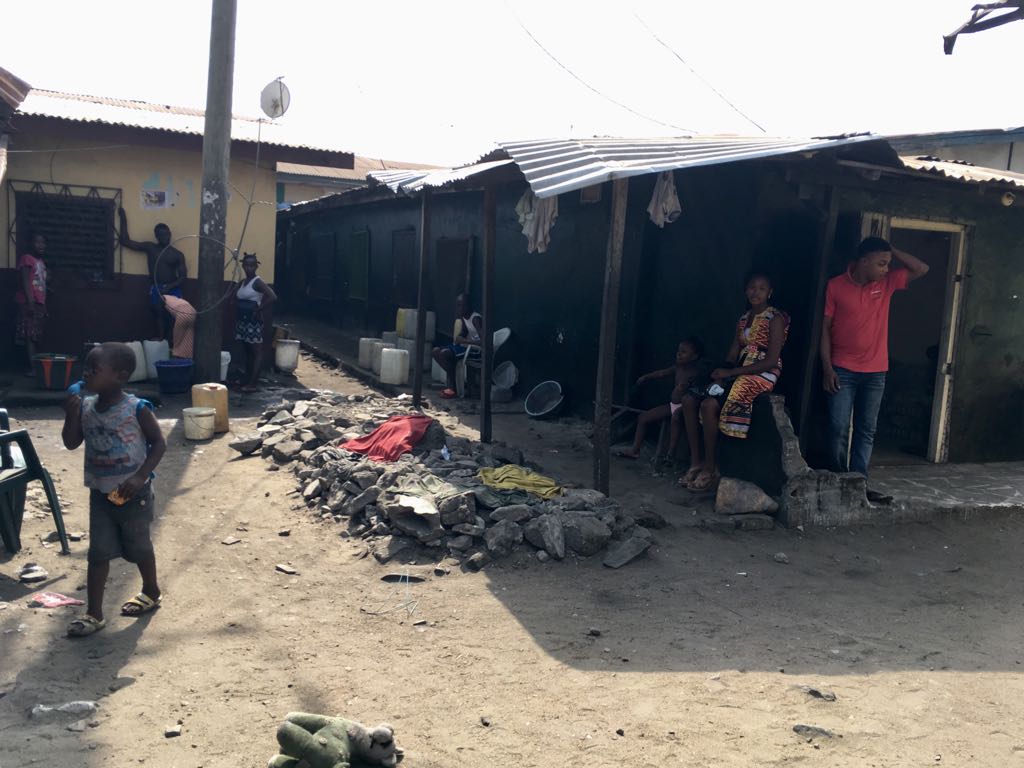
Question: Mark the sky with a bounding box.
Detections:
[4,1,1022,166]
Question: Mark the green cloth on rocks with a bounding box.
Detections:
[477,464,562,500]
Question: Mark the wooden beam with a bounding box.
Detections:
[480,186,496,443]
[797,186,838,455]
[593,179,629,494]
[412,190,431,408]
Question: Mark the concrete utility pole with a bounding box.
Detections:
[194,0,237,382]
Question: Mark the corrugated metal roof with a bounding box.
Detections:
[0,66,31,111]
[901,155,1024,189]
[497,135,889,198]
[368,159,517,194]
[278,157,440,182]
[16,89,350,155]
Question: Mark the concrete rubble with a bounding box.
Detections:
[232,390,658,570]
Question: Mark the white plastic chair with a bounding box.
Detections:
[455,327,511,398]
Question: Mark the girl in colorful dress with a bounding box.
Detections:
[234,253,277,392]
[14,233,48,376]
[679,271,789,492]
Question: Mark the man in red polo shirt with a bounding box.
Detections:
[821,236,929,502]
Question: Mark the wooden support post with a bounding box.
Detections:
[797,186,838,454]
[412,190,431,408]
[593,179,629,495]
[480,186,496,443]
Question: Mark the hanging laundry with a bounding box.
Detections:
[646,171,682,227]
[477,464,563,500]
[515,189,559,253]
[342,414,435,462]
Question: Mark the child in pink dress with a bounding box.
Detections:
[14,233,48,375]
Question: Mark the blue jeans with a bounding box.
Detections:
[827,367,886,476]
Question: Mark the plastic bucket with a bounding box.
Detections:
[182,406,216,441]
[32,354,78,390]
[275,339,300,372]
[525,380,564,419]
[371,341,395,375]
[155,359,193,394]
[493,360,518,389]
[220,351,231,382]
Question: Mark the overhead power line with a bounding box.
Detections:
[633,12,767,134]
[505,3,693,135]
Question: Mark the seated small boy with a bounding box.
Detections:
[618,337,707,460]
[62,342,166,637]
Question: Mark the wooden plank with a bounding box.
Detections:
[593,179,629,494]
[797,186,838,455]
[480,187,496,443]
[412,190,431,407]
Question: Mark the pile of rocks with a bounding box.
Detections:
[230,391,663,570]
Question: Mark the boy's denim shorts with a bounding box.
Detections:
[87,485,155,564]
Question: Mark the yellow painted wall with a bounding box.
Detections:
[2,125,278,278]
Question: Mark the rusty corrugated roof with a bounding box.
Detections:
[0,66,30,111]
[901,155,1024,189]
[15,88,350,156]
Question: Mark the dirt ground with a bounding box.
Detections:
[3,357,1024,768]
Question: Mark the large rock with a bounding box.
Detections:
[523,514,565,560]
[342,487,380,516]
[372,536,413,564]
[603,535,653,569]
[302,479,323,500]
[351,471,378,491]
[488,443,524,466]
[260,432,289,458]
[271,440,303,463]
[715,477,779,515]
[228,432,263,456]
[559,512,611,556]
[438,491,477,527]
[483,520,523,557]
[383,495,444,542]
[489,504,532,524]
[559,488,608,510]
[310,421,342,444]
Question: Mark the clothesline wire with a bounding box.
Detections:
[504,2,693,135]
[632,12,768,135]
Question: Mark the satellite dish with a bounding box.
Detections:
[260,78,291,119]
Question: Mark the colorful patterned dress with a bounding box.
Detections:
[719,306,789,439]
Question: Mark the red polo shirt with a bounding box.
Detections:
[824,268,910,373]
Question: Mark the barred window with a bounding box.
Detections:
[9,181,121,278]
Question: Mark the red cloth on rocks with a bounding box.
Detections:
[341,414,435,462]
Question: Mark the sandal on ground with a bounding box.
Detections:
[615,449,639,460]
[67,615,106,638]
[440,388,457,399]
[121,592,161,617]
[688,469,720,492]
[678,467,702,487]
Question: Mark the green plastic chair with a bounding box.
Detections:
[0,408,69,555]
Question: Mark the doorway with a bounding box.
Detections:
[861,215,967,465]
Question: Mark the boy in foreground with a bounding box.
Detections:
[62,343,166,637]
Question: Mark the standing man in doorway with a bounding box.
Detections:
[118,208,187,341]
[821,236,930,503]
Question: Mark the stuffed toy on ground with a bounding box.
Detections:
[268,712,403,768]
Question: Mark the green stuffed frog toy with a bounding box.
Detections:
[268,712,403,768]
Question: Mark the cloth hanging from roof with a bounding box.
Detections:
[647,171,682,227]
[477,464,562,500]
[514,189,558,253]
[341,414,435,462]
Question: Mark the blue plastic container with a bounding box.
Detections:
[155,359,194,395]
